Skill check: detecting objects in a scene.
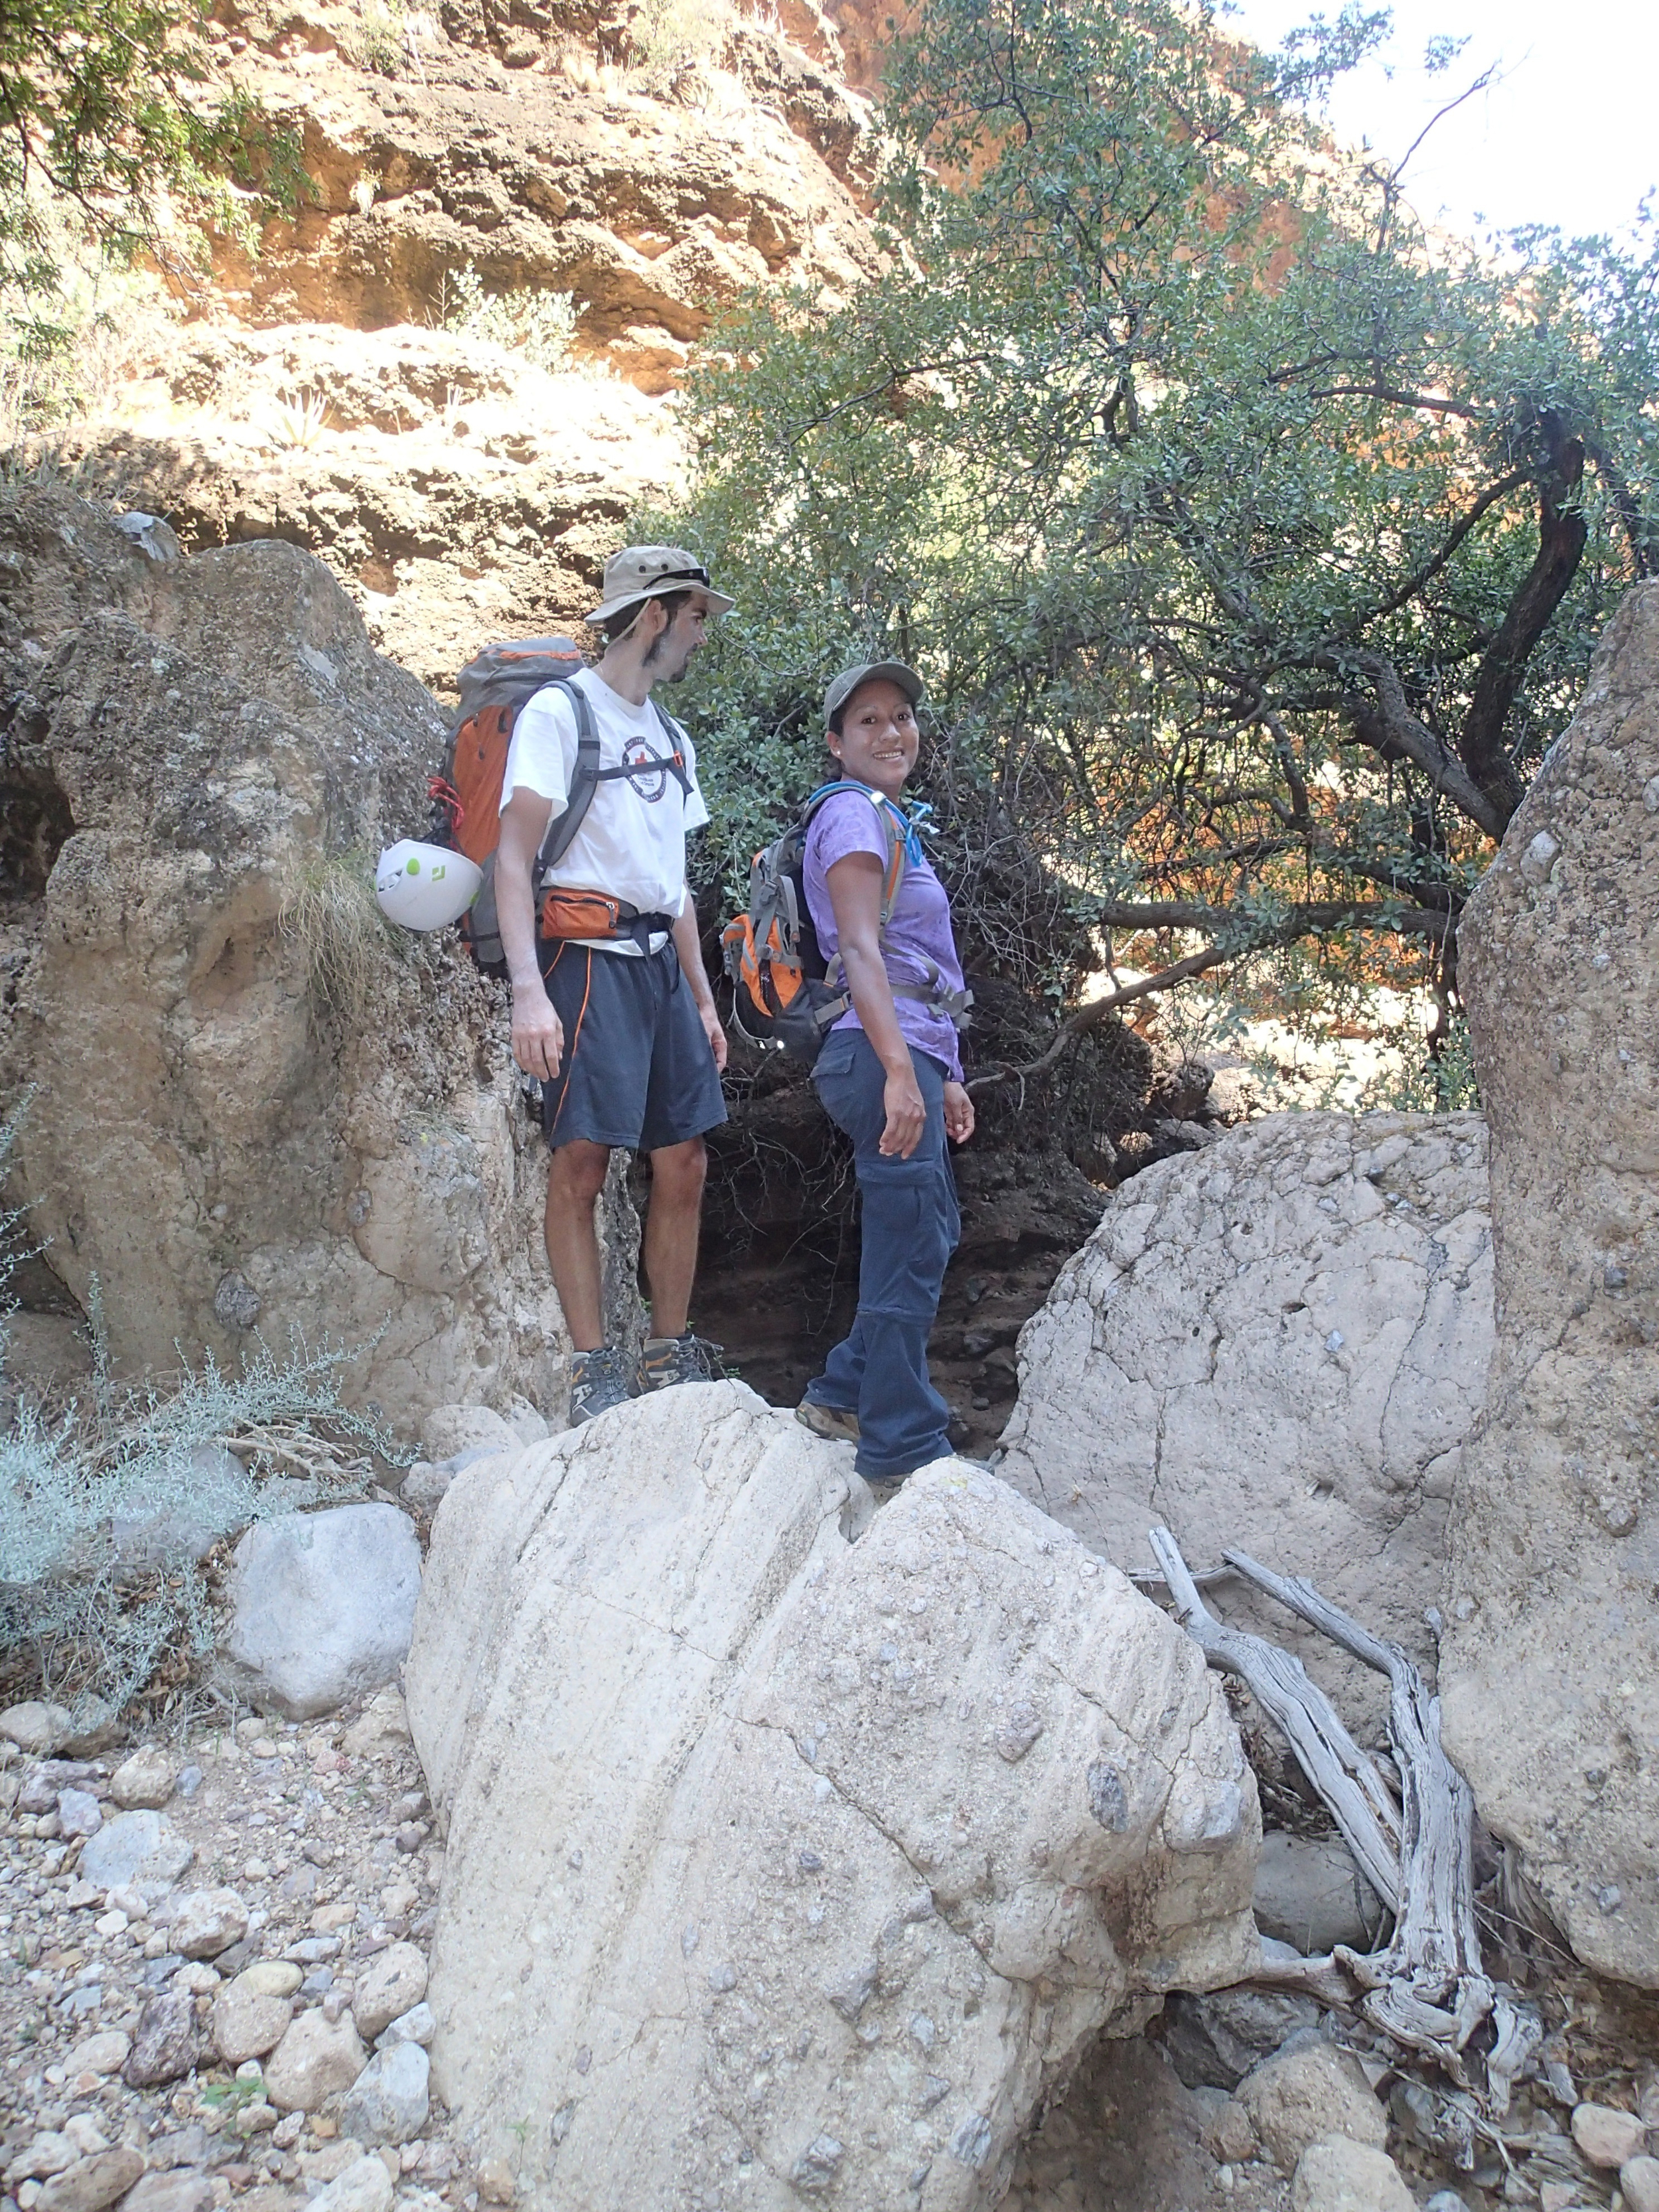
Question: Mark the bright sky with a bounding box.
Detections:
[1220,0,1658,248]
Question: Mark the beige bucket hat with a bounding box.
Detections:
[587,544,735,625]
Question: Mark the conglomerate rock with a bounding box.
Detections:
[998,1111,1492,1702]
[1441,578,1659,1989]
[405,1381,1260,2212]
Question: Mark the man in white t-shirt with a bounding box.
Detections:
[495,545,733,1424]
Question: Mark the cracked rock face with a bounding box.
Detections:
[85,325,687,695]
[1442,579,1659,1990]
[62,0,883,692]
[405,1380,1259,2211]
[997,1111,1492,1704]
[212,0,878,384]
[0,486,636,1425]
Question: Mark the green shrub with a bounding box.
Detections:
[0,1113,406,1728]
[630,0,729,78]
[346,0,407,78]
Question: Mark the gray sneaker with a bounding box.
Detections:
[636,1331,721,1393]
[569,1345,634,1425]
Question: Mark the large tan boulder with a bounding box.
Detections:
[0,488,636,1431]
[998,1111,1491,1697]
[1442,580,1659,1988]
[405,1382,1260,2211]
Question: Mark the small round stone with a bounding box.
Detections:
[1572,2104,1647,2171]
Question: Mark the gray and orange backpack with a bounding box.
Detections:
[721,781,972,1065]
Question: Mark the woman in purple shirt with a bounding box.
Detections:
[794,660,975,1497]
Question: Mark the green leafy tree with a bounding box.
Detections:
[660,0,1659,1090]
[1,0,305,354]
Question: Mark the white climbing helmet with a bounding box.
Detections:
[375,840,482,930]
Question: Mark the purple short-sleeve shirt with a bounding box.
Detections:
[802,788,967,1082]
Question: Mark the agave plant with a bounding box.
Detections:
[267,385,333,450]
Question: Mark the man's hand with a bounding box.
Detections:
[672,894,727,1072]
[511,982,565,1080]
[943,1080,975,1145]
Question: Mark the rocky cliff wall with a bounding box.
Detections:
[0,487,637,1427]
[213,0,877,378]
[48,0,885,688]
[80,326,685,693]
[1441,579,1659,1990]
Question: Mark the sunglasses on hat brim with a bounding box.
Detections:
[637,563,712,589]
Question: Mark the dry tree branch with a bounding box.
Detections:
[1222,1550,1528,2102]
[966,941,1230,1096]
[1146,1524,1402,1909]
[1146,1528,1537,2110]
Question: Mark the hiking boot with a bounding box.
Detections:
[636,1331,721,1393]
[569,1345,634,1425]
[796,1400,861,1445]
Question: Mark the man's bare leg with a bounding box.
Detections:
[641,1138,708,1339]
[545,1138,612,1352]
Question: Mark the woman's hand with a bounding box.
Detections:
[942,1080,975,1145]
[511,984,565,1080]
[880,1062,928,1158]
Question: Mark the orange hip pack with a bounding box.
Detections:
[540,887,674,949]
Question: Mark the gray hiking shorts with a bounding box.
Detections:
[536,940,727,1153]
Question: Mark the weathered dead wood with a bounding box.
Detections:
[1127,1562,1236,1595]
[1240,1948,1359,2006]
[1145,1526,1401,1910]
[1222,1550,1536,2108]
[1147,1528,1542,2110]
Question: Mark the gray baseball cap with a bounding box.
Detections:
[824,660,925,720]
[587,544,735,625]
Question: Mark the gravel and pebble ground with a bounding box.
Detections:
[2,1690,1654,2212]
[0,1692,517,2212]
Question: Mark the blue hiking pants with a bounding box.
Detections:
[805,1029,961,1479]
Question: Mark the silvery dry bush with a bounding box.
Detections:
[0,1122,403,1725]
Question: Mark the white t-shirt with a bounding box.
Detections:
[499,666,709,956]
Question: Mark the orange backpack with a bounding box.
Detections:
[429,639,688,968]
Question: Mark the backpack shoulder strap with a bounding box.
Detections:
[802,780,908,927]
[649,701,694,800]
[535,678,602,874]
